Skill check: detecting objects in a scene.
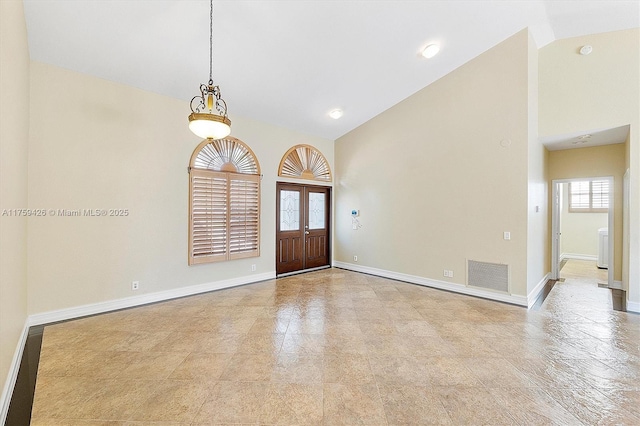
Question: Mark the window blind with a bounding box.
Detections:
[189,169,260,264]
[569,180,609,213]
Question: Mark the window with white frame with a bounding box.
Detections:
[188,137,261,265]
[569,180,609,213]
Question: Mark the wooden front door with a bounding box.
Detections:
[276,182,330,275]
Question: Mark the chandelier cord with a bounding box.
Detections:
[209,0,213,83]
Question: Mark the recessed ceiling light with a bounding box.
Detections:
[421,44,440,59]
[329,109,343,119]
[579,45,593,55]
[577,134,592,139]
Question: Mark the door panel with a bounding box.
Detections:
[276,182,330,275]
[276,184,304,274]
[304,187,330,269]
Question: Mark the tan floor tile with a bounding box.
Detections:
[236,332,284,353]
[462,357,535,388]
[368,355,429,386]
[323,382,387,425]
[393,319,441,337]
[422,357,481,387]
[434,386,516,425]
[247,316,291,334]
[193,381,267,424]
[219,352,278,381]
[96,330,173,352]
[259,383,323,425]
[65,379,157,421]
[324,353,374,383]
[116,352,189,380]
[488,386,582,425]
[271,353,324,384]
[544,386,640,425]
[281,332,326,354]
[129,379,211,423]
[324,333,369,354]
[168,353,232,381]
[377,383,452,425]
[593,388,640,418]
[31,376,101,420]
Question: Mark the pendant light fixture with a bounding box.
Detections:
[188,0,231,140]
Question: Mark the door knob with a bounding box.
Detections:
[305,231,310,235]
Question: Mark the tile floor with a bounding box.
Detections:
[31,265,640,425]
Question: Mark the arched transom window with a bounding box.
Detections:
[278,144,332,182]
[188,137,261,265]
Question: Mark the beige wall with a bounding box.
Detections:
[27,62,333,315]
[0,0,30,405]
[335,30,532,297]
[540,29,639,304]
[549,144,626,280]
[559,183,608,257]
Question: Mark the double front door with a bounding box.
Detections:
[276,182,330,275]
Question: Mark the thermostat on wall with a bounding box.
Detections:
[351,209,359,217]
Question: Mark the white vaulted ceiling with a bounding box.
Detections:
[23,0,640,140]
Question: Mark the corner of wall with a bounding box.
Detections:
[0,0,31,421]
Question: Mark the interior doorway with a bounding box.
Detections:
[551,177,614,288]
[276,182,331,276]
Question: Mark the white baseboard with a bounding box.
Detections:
[627,299,640,314]
[0,321,29,425]
[610,280,623,290]
[560,253,598,262]
[332,261,528,307]
[28,271,276,327]
[527,273,550,309]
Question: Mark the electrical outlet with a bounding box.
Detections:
[132,281,139,291]
[443,270,453,278]
[353,255,358,262]
[444,269,448,277]
[251,264,256,272]
[449,270,454,278]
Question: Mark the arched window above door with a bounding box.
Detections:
[278,144,332,182]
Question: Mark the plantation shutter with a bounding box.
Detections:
[229,175,260,259]
[569,180,609,213]
[190,170,228,264]
[569,181,590,211]
[591,180,609,210]
[188,137,261,265]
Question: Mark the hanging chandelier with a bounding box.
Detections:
[188,0,231,140]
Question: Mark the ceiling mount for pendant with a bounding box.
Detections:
[188,0,231,140]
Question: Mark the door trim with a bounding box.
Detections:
[551,177,614,288]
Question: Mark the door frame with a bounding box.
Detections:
[551,177,614,287]
[275,181,332,276]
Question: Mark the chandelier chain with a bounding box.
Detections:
[209,0,213,83]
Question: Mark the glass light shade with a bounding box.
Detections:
[188,113,232,140]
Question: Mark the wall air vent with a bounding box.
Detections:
[467,260,509,293]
